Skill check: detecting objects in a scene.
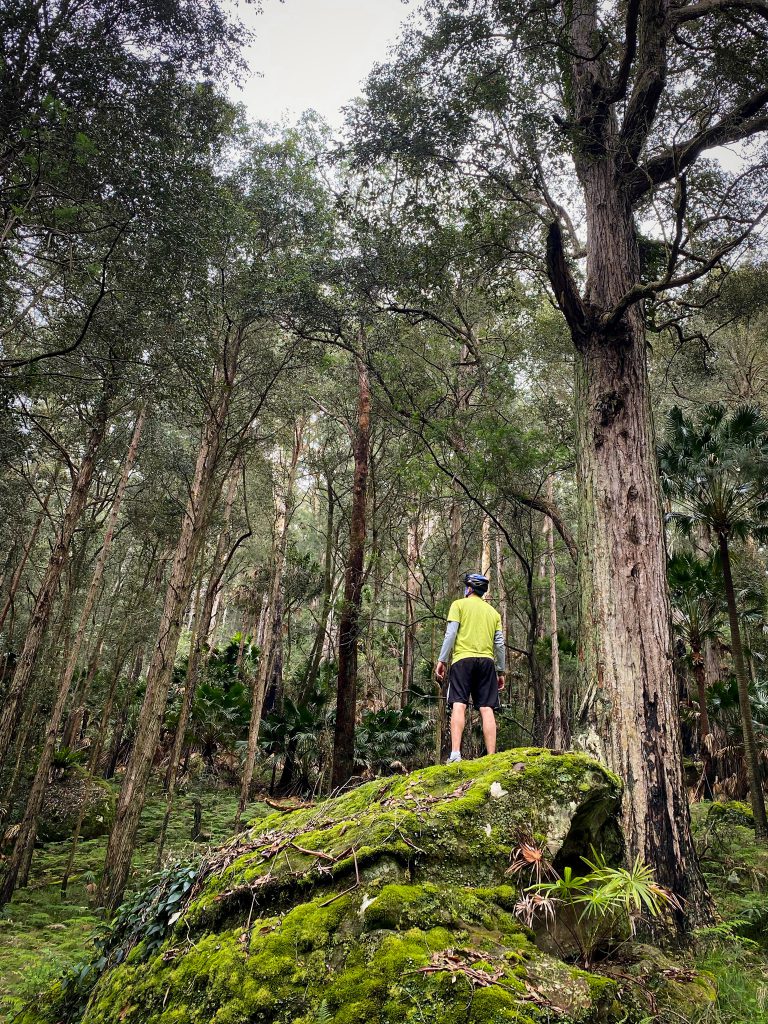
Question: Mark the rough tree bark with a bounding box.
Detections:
[331,356,371,791]
[544,0,713,922]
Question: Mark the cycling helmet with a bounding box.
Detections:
[462,572,489,595]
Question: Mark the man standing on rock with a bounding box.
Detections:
[435,572,505,763]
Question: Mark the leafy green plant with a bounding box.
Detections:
[260,678,329,793]
[51,746,86,777]
[354,703,431,775]
[515,850,682,967]
[52,859,201,1021]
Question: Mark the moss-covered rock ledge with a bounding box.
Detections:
[21,750,713,1024]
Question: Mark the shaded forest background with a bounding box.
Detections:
[2,0,768,1017]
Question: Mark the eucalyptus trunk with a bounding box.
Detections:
[99,374,233,912]
[545,480,563,749]
[401,517,420,708]
[718,533,768,837]
[303,469,336,696]
[331,356,371,790]
[0,393,112,767]
[544,0,712,922]
[237,421,304,822]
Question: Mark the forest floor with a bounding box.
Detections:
[2,794,768,1022]
[0,783,269,1020]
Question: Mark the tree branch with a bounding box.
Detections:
[601,194,768,328]
[629,88,768,199]
[619,0,671,162]
[545,220,591,347]
[670,0,768,24]
[608,0,641,102]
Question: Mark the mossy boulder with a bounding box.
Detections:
[19,750,713,1024]
[38,766,115,843]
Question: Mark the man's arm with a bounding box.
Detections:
[435,620,459,680]
[494,626,506,691]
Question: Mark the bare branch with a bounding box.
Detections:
[629,88,768,199]
[608,0,641,103]
[601,195,768,328]
[670,0,768,24]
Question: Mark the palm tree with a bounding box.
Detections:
[660,404,768,837]
[667,552,724,745]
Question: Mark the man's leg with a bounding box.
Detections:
[450,703,467,758]
[479,707,496,755]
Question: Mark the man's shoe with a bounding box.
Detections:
[446,752,462,764]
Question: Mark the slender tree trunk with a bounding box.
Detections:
[0,408,144,903]
[105,649,144,779]
[0,701,37,824]
[692,655,710,744]
[89,645,131,775]
[719,533,768,837]
[331,357,371,790]
[155,467,240,866]
[401,516,420,707]
[481,516,491,579]
[59,646,130,896]
[0,478,56,634]
[546,479,563,748]
[0,394,112,768]
[61,638,103,750]
[303,470,335,696]
[237,421,304,822]
[99,380,232,913]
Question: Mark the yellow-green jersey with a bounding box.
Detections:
[439,595,505,670]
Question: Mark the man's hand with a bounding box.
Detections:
[497,673,505,691]
[435,661,447,681]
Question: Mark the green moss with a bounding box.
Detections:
[185,749,623,934]
[18,751,721,1024]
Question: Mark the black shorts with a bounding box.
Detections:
[446,657,500,710]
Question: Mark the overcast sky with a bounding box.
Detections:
[231,0,411,130]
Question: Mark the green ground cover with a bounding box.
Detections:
[0,786,268,1020]
[4,789,768,1023]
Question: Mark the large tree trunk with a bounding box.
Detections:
[544,0,714,928]
[0,394,112,768]
[718,533,768,836]
[550,154,711,919]
[331,357,371,790]
[98,381,232,912]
